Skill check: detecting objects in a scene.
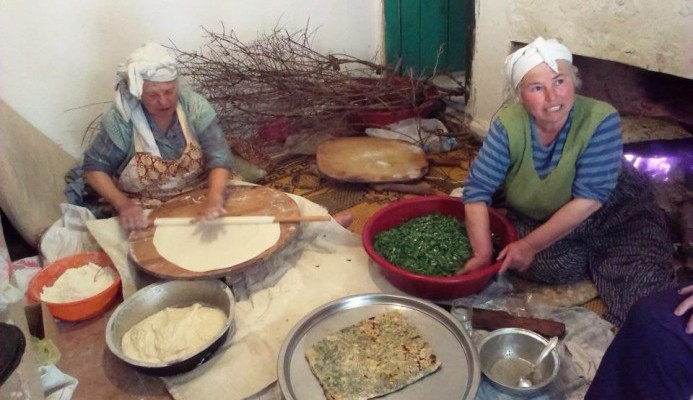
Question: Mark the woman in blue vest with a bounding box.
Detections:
[460,37,676,325]
[65,43,234,231]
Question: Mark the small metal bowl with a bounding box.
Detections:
[105,279,235,376]
[477,328,560,397]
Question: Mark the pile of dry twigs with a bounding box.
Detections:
[171,23,449,165]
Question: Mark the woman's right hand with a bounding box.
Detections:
[457,255,492,275]
[116,199,148,230]
[84,170,148,230]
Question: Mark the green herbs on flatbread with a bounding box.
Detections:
[305,310,441,400]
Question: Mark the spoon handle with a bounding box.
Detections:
[533,336,558,365]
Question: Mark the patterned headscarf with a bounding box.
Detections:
[505,37,572,88]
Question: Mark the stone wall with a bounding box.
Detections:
[467,0,693,136]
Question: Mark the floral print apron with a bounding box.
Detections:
[118,104,207,207]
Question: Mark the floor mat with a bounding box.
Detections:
[258,148,610,317]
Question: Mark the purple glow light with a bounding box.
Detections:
[624,153,673,181]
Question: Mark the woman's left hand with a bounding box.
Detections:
[497,239,536,274]
[193,196,226,222]
[194,168,231,223]
[674,284,693,334]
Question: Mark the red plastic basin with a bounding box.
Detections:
[362,196,517,301]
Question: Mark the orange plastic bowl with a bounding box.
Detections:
[27,252,121,322]
[362,196,517,301]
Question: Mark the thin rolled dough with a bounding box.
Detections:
[153,222,280,272]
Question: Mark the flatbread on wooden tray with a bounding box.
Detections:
[305,310,441,400]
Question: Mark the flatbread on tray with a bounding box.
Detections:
[305,310,441,400]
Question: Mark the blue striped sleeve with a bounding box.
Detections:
[573,112,623,202]
[462,119,511,204]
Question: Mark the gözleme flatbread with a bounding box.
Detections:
[305,310,441,400]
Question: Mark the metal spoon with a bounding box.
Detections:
[517,336,558,388]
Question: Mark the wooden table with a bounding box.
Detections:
[44,297,172,400]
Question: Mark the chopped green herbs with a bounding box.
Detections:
[373,213,472,276]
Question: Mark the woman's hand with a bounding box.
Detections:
[116,199,148,230]
[194,195,227,222]
[674,284,693,334]
[458,202,494,275]
[497,239,536,274]
[193,167,230,222]
[457,255,492,275]
[84,170,149,230]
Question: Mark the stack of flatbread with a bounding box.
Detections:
[305,310,441,400]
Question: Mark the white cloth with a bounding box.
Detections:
[39,203,101,265]
[86,192,612,400]
[505,37,573,88]
[465,277,614,400]
[473,306,613,400]
[40,365,79,400]
[365,118,456,153]
[85,210,159,298]
[161,195,404,400]
[85,192,404,400]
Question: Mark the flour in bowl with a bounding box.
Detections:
[121,303,227,364]
[40,262,118,303]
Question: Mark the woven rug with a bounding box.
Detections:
[257,146,606,317]
[259,148,472,232]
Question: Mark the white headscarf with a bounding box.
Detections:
[505,37,572,89]
[114,43,179,121]
[113,43,179,157]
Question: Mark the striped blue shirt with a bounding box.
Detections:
[463,109,622,205]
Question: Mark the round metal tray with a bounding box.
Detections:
[277,293,480,400]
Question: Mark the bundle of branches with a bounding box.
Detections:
[172,23,441,165]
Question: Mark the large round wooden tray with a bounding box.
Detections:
[316,137,428,183]
[128,185,300,280]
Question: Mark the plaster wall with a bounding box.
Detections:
[0,0,384,159]
[0,0,384,243]
[468,0,693,136]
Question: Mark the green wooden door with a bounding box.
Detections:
[385,0,472,77]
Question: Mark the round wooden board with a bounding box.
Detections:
[316,137,428,183]
[128,185,300,279]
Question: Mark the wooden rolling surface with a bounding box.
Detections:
[128,185,300,280]
[316,137,428,183]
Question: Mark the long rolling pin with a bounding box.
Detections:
[153,215,331,226]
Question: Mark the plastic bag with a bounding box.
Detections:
[0,250,23,313]
[365,117,457,153]
[39,203,101,264]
